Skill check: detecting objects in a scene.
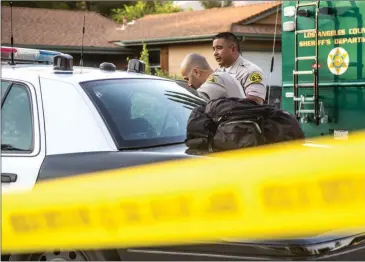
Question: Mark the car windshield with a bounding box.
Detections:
[81,78,204,149]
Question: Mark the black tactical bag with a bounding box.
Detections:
[185,97,305,153]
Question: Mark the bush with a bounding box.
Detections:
[112,1,182,23]
[155,69,184,80]
[139,43,151,75]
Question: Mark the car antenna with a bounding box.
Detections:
[267,3,280,106]
[80,14,86,73]
[9,1,15,65]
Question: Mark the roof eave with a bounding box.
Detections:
[111,33,247,47]
[234,32,282,41]
[240,4,282,25]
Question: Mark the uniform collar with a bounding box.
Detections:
[222,55,243,74]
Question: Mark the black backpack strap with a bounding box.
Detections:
[208,134,214,153]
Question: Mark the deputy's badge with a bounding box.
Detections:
[249,72,263,83]
[207,75,217,83]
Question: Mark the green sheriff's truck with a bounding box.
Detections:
[279,0,365,139]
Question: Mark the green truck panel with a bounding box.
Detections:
[281,1,365,138]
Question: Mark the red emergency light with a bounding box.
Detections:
[1,46,61,63]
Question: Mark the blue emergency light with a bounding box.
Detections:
[1,46,61,64]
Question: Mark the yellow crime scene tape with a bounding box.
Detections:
[2,131,365,254]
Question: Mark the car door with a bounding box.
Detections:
[1,79,45,192]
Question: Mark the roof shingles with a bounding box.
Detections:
[1,6,119,47]
[1,2,281,48]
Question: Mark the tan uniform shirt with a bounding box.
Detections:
[197,71,245,101]
[216,56,267,100]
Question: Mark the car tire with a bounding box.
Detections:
[8,249,120,261]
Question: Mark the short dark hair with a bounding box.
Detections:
[213,32,241,53]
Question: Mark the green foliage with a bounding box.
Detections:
[170,74,185,81]
[2,0,183,22]
[139,43,151,75]
[153,0,183,14]
[84,1,134,17]
[155,69,184,80]
[155,69,170,78]
[200,1,233,9]
[112,1,146,22]
[112,0,182,23]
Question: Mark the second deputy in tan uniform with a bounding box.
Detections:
[180,53,245,101]
[213,32,267,105]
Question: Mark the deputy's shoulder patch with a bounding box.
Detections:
[207,75,217,83]
[249,72,263,83]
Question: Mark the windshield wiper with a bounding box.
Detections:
[1,144,29,151]
[165,91,208,105]
[119,141,185,151]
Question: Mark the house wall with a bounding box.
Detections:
[241,40,282,52]
[168,43,219,76]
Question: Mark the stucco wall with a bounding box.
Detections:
[168,43,219,76]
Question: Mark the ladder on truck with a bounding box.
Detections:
[293,0,322,125]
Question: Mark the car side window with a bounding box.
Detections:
[130,92,180,137]
[1,82,33,152]
[131,93,165,131]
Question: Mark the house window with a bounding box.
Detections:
[149,49,161,75]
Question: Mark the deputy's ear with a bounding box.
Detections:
[193,68,200,76]
[231,44,237,52]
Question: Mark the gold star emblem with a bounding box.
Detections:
[328,48,348,74]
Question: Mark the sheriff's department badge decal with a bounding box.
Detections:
[207,75,217,83]
[249,72,263,83]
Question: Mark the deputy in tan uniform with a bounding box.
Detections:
[180,53,245,101]
[213,32,267,104]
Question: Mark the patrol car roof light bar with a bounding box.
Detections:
[127,59,145,73]
[1,46,61,64]
[53,53,74,73]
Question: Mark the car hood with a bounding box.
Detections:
[134,230,365,260]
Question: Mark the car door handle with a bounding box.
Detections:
[1,173,18,183]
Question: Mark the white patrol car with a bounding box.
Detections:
[1,46,204,196]
[1,47,207,261]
